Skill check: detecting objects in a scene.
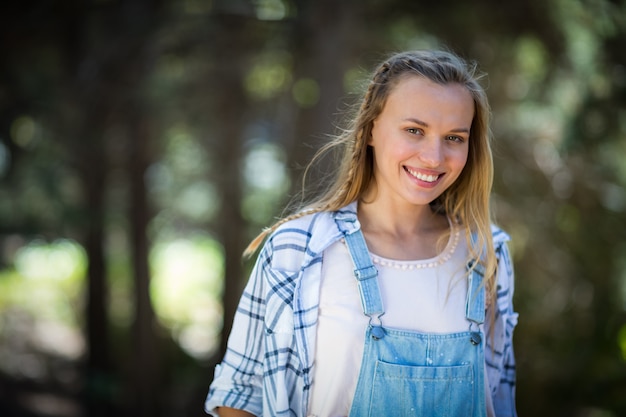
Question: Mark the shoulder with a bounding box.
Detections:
[490,224,513,270]
[491,224,511,246]
[490,225,515,313]
[264,204,356,271]
[269,210,335,251]
[491,224,513,265]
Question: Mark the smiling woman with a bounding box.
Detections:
[205,50,518,417]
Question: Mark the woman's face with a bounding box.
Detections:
[368,75,474,209]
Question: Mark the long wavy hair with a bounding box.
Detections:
[245,49,498,303]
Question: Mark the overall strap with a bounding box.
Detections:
[334,214,385,320]
[466,232,486,325]
[466,260,486,325]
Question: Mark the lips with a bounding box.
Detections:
[405,167,442,183]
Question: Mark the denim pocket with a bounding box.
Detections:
[367,360,475,417]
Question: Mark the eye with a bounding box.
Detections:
[406,128,423,135]
[446,135,465,143]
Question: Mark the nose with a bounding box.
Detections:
[418,138,443,167]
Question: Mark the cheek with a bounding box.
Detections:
[447,147,470,178]
[460,151,470,169]
[456,146,470,169]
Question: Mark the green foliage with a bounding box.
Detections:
[245,52,293,100]
[150,234,224,360]
[292,78,321,108]
[242,141,290,226]
[0,239,85,324]
[0,239,87,384]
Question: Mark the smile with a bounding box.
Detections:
[406,167,441,183]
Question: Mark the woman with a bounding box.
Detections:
[205,50,518,417]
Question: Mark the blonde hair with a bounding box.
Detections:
[245,50,498,303]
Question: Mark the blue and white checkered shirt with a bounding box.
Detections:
[205,202,518,417]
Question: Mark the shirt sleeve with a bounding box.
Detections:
[492,241,519,417]
[204,245,272,417]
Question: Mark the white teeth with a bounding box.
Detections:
[407,168,440,183]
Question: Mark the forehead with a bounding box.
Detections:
[383,75,475,122]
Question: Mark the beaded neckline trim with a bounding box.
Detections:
[369,225,461,270]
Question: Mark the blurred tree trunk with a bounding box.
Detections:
[81,138,112,417]
[60,3,114,415]
[61,0,162,415]
[128,109,160,417]
[286,0,362,200]
[120,1,162,415]
[209,10,253,358]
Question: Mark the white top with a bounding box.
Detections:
[308,224,494,417]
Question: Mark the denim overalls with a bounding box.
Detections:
[337,217,487,417]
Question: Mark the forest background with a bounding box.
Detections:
[0,0,625,416]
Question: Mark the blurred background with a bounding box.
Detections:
[0,0,625,416]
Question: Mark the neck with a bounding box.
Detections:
[358,198,445,235]
[357,197,450,260]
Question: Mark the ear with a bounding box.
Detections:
[367,122,376,146]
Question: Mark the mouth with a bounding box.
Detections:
[405,167,442,183]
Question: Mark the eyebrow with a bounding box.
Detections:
[403,117,470,134]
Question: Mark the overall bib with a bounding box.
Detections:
[339,221,487,417]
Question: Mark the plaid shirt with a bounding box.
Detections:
[205,202,518,417]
